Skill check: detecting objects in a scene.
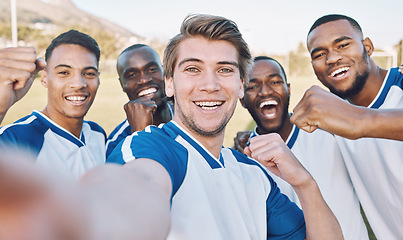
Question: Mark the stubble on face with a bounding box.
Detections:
[326,47,370,99]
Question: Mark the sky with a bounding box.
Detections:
[72,0,403,55]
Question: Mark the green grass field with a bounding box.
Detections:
[2,72,319,147]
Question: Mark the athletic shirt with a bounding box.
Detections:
[106,102,173,158]
[0,110,106,179]
[335,67,403,240]
[107,121,306,240]
[250,126,369,240]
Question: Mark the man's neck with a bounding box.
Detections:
[41,107,84,139]
[154,102,172,126]
[256,116,293,143]
[175,120,224,159]
[348,61,388,107]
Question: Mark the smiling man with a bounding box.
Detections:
[291,14,403,239]
[107,14,342,239]
[106,44,172,158]
[235,56,368,239]
[0,30,106,179]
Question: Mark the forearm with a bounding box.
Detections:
[79,164,171,240]
[358,108,403,140]
[294,179,343,240]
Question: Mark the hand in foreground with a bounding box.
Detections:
[124,97,157,133]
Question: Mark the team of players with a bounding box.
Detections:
[0,13,402,240]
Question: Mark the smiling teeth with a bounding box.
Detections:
[331,67,350,77]
[195,101,223,110]
[259,100,278,108]
[66,96,86,101]
[139,88,157,97]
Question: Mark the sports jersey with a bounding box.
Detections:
[335,67,403,239]
[107,121,306,240]
[0,110,106,179]
[106,102,173,158]
[250,126,368,240]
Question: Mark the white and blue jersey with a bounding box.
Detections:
[0,110,106,179]
[335,67,403,240]
[106,102,173,158]
[107,121,306,240]
[250,126,368,240]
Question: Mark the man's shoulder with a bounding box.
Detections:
[84,120,106,137]
[107,119,130,140]
[0,112,47,136]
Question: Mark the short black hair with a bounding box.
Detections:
[308,14,362,36]
[119,44,149,57]
[45,29,100,65]
[253,56,287,83]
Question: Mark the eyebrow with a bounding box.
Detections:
[54,64,98,71]
[310,36,353,57]
[178,58,239,69]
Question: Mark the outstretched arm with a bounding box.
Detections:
[0,148,171,240]
[80,160,172,240]
[291,85,403,140]
[0,47,46,124]
[244,133,343,240]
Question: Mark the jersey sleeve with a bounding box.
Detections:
[266,178,306,239]
[107,126,188,197]
[0,123,46,157]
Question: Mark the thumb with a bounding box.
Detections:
[244,146,252,157]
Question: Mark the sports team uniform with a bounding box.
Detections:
[335,67,403,239]
[249,126,369,240]
[107,121,306,239]
[106,103,173,158]
[0,110,106,179]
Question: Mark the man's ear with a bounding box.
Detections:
[40,70,48,88]
[165,77,174,97]
[238,78,244,99]
[363,37,374,56]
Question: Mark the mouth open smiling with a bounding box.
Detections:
[330,67,350,78]
[259,99,278,118]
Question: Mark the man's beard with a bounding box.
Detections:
[328,48,370,99]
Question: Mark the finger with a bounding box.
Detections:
[0,48,37,63]
[244,147,252,158]
[35,58,46,71]
[0,58,37,73]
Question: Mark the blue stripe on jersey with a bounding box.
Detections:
[32,111,84,147]
[106,120,131,159]
[287,125,299,149]
[230,149,306,238]
[372,67,403,109]
[87,121,107,142]
[0,115,46,156]
[167,122,224,168]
